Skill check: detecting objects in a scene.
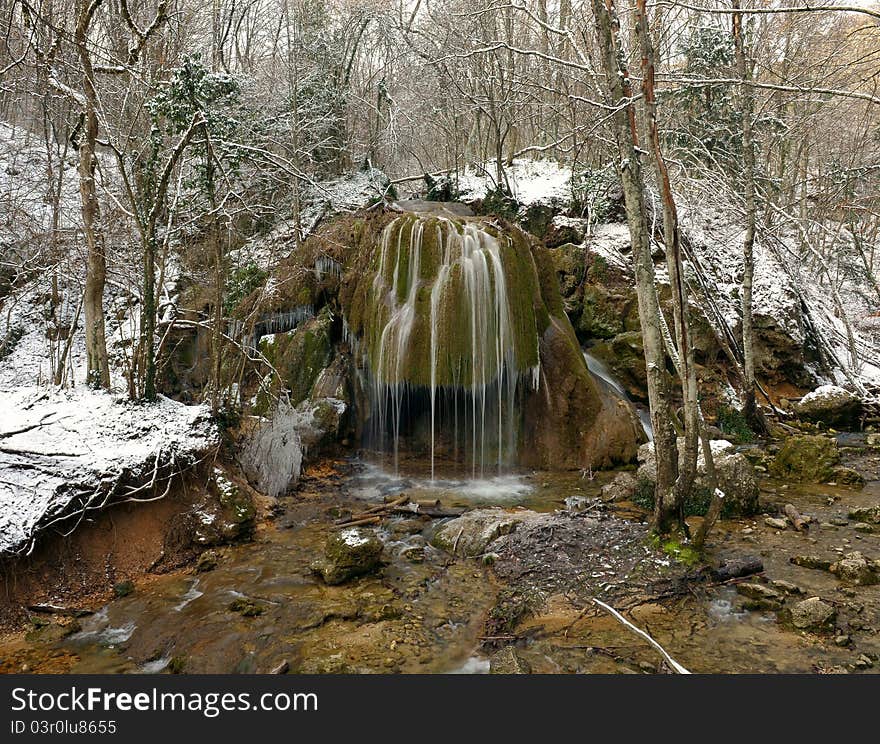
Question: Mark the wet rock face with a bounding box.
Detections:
[259,308,334,407]
[635,439,760,517]
[431,509,537,558]
[792,385,862,429]
[311,528,384,585]
[789,597,837,631]
[769,434,863,485]
[520,319,645,470]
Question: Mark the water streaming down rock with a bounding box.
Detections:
[583,350,653,440]
[356,215,541,477]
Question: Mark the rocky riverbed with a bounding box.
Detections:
[2,432,879,675]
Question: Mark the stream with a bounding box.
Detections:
[3,458,878,674]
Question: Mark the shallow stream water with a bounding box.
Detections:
[4,459,879,674]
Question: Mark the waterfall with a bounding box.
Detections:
[356,215,541,478]
[583,350,653,440]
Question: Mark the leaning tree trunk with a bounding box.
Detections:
[75,0,110,389]
[590,0,680,534]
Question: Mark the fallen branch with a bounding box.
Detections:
[592,598,692,674]
[784,503,809,532]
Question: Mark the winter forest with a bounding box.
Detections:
[1,0,880,675]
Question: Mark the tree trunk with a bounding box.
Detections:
[733,1,765,433]
[590,0,679,534]
[634,0,698,532]
[141,234,157,400]
[75,0,110,389]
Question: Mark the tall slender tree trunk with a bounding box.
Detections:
[634,0,698,530]
[141,233,157,400]
[733,0,763,432]
[75,0,110,389]
[590,0,680,535]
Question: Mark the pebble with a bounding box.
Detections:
[830,518,850,527]
[853,523,874,533]
[834,634,851,647]
[765,517,788,530]
[854,655,873,669]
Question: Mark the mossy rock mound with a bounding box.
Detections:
[634,439,759,517]
[259,308,333,405]
[311,527,384,585]
[769,435,841,483]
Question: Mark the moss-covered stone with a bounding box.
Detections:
[260,307,333,406]
[311,527,384,585]
[769,435,840,483]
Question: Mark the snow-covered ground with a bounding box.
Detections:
[457,158,572,207]
[0,386,217,555]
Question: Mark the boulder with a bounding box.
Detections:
[789,597,837,631]
[193,469,256,546]
[793,385,862,428]
[600,470,639,502]
[311,527,384,585]
[769,435,846,484]
[431,508,539,557]
[848,505,880,524]
[635,439,759,516]
[830,552,879,586]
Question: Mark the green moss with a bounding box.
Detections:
[769,435,840,483]
[229,598,265,617]
[649,535,701,566]
[716,404,755,444]
[267,309,333,405]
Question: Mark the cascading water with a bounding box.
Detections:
[583,350,653,440]
[353,214,541,478]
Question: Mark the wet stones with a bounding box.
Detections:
[848,505,880,524]
[790,555,833,571]
[489,646,532,674]
[312,527,384,585]
[736,583,783,611]
[196,549,220,573]
[829,552,880,586]
[789,597,837,632]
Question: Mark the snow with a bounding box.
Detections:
[0,386,217,555]
[799,384,856,405]
[457,158,572,207]
[339,527,370,548]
